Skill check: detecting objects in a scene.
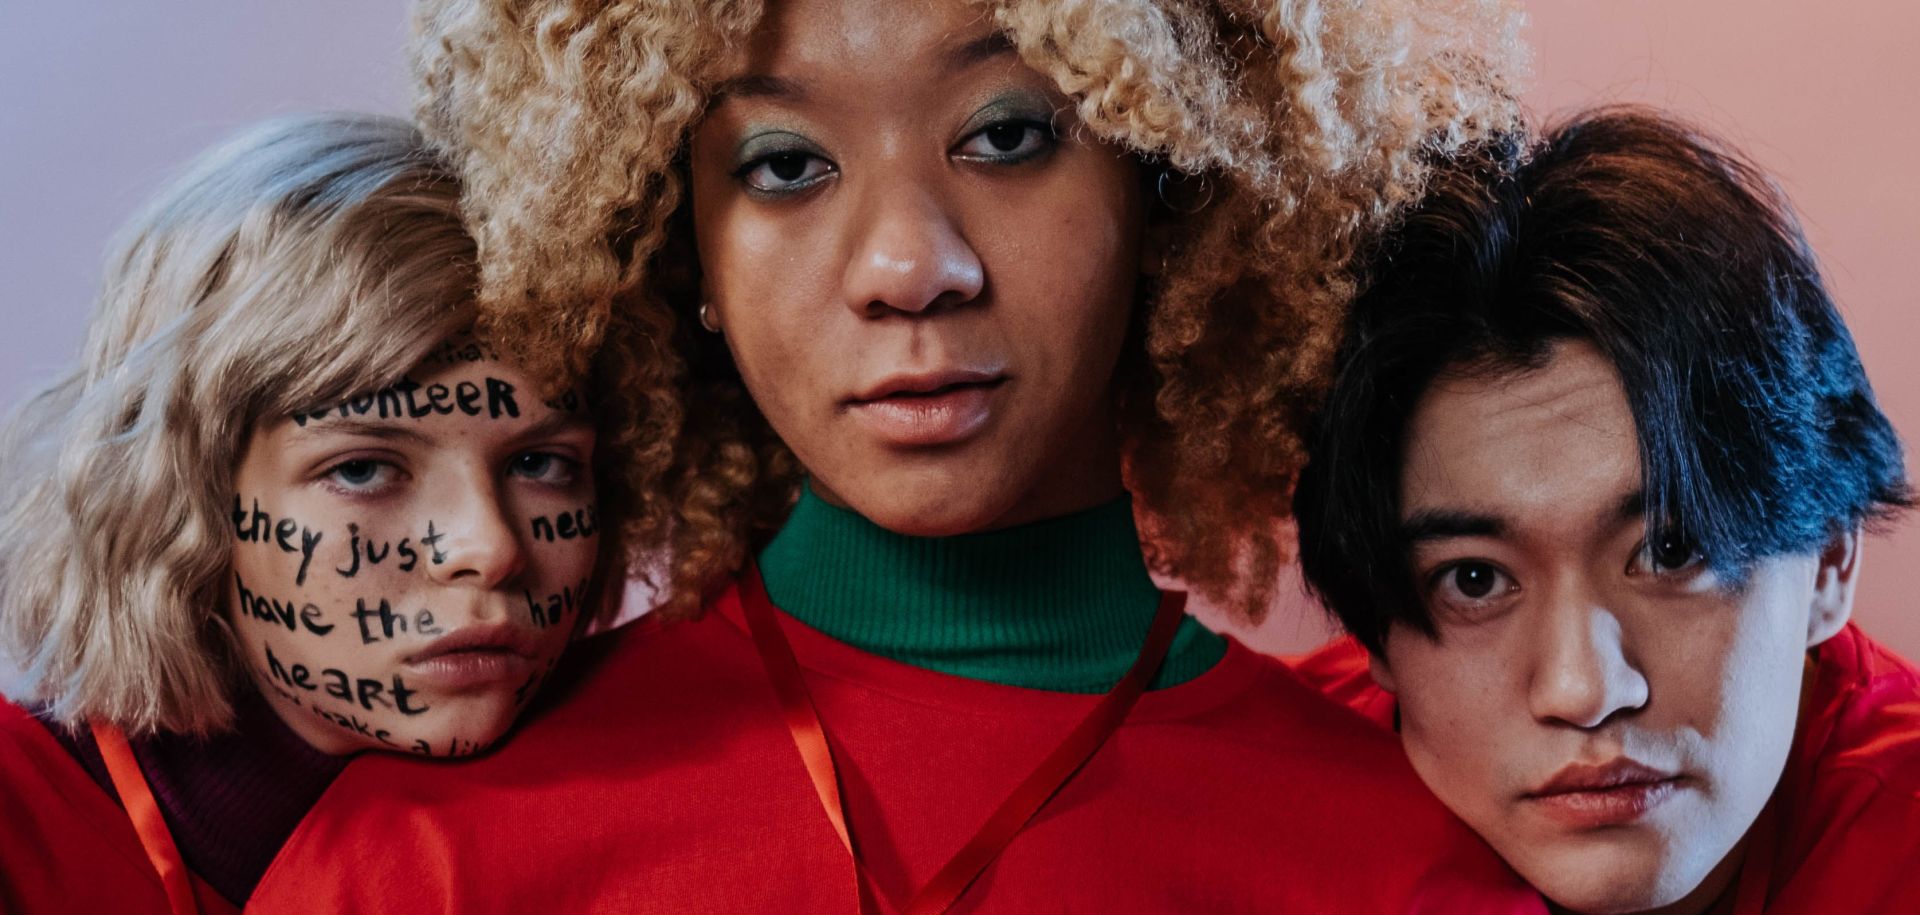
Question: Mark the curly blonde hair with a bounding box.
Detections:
[411,0,1528,618]
[0,113,655,735]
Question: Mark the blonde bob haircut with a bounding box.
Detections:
[413,0,1529,617]
[0,114,483,736]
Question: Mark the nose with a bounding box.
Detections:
[1527,592,1650,729]
[424,479,527,592]
[839,181,984,317]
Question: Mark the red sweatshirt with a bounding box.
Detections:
[1290,624,1920,913]
[249,580,1542,913]
[0,700,239,915]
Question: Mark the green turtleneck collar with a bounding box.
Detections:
[755,485,1227,693]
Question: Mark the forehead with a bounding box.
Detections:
[733,0,1003,85]
[286,341,588,439]
[1401,341,1639,526]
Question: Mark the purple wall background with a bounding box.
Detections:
[3,3,1913,657]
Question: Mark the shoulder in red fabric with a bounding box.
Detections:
[249,581,1542,914]
[0,699,236,915]
[1289,635,1395,728]
[1731,623,1920,913]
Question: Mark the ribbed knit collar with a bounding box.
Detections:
[756,485,1226,693]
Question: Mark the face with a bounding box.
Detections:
[689,0,1150,535]
[1376,341,1853,914]
[229,339,597,757]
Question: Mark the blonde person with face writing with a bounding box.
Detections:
[1290,110,1920,913]
[250,1,1543,912]
[0,113,659,913]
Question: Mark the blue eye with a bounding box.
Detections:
[953,119,1055,163]
[511,451,579,486]
[323,458,401,494]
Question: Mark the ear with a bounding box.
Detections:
[1368,643,1399,694]
[1806,526,1863,648]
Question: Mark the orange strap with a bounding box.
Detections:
[91,721,199,915]
[739,561,1186,914]
[739,566,869,913]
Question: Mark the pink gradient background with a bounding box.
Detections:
[1,3,1913,654]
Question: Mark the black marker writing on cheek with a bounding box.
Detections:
[232,496,324,586]
[530,506,598,542]
[335,523,428,578]
[421,520,448,565]
[407,736,485,758]
[352,598,443,645]
[309,705,397,748]
[524,578,592,629]
[261,643,430,715]
[234,574,336,637]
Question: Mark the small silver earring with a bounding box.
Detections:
[698,303,720,333]
[1156,168,1215,214]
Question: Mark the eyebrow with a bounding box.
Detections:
[945,32,1017,72]
[296,419,430,445]
[1614,489,1647,522]
[1400,489,1650,546]
[711,73,803,104]
[709,32,1016,104]
[504,410,596,445]
[1399,509,1505,544]
[296,411,590,445]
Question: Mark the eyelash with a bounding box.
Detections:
[315,450,584,499]
[509,451,582,488]
[952,118,1057,164]
[319,457,404,498]
[1423,560,1519,615]
[732,117,1059,198]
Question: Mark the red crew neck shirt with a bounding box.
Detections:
[1290,623,1920,913]
[248,580,1541,913]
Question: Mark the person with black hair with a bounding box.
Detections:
[1291,107,1918,914]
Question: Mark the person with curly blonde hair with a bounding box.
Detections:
[248,1,1544,910]
[0,113,654,913]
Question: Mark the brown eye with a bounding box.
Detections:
[1426,560,1517,615]
[767,153,810,182]
[984,123,1028,153]
[954,119,1054,162]
[1450,562,1500,599]
[1629,528,1706,578]
[1649,530,1699,571]
[736,151,834,195]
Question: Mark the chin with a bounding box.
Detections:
[832,463,1028,537]
[856,493,1009,537]
[1515,840,1691,915]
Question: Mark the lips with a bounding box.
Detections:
[844,369,1007,447]
[1523,758,1689,828]
[403,625,538,692]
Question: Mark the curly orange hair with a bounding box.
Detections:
[410,0,1528,618]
